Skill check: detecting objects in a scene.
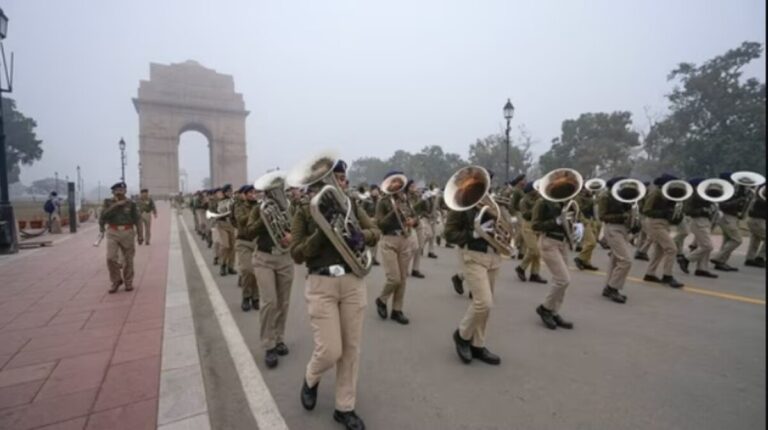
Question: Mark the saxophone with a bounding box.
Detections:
[253,171,292,253]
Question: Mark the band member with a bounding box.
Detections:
[292,159,380,430]
[445,187,502,365]
[137,188,157,245]
[574,187,599,271]
[677,178,718,278]
[214,185,237,276]
[425,182,440,259]
[99,182,142,293]
[357,184,381,266]
[598,177,636,303]
[249,176,294,369]
[633,181,652,260]
[673,216,691,268]
[375,172,417,325]
[408,180,430,278]
[711,173,747,271]
[745,184,766,267]
[507,174,527,259]
[641,174,684,288]
[532,191,574,330]
[234,185,261,311]
[515,182,547,284]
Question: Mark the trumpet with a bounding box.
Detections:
[731,171,766,219]
[286,151,373,277]
[253,171,292,253]
[443,165,515,256]
[381,173,414,233]
[611,179,647,231]
[538,168,584,250]
[661,180,693,222]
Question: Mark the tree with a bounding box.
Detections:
[538,112,640,178]
[643,41,766,177]
[2,98,44,183]
[468,132,533,185]
[28,177,63,196]
[348,146,467,188]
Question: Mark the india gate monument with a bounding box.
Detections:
[133,60,249,195]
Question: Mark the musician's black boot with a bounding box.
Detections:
[634,251,649,261]
[661,275,684,288]
[676,254,690,274]
[553,313,574,329]
[411,270,425,278]
[228,266,237,275]
[390,310,410,325]
[514,266,527,282]
[301,379,318,410]
[574,257,587,271]
[451,274,464,295]
[251,297,260,310]
[529,274,548,284]
[241,297,252,312]
[602,286,627,304]
[219,264,227,276]
[333,410,366,430]
[452,329,472,363]
[536,305,557,330]
[694,270,718,278]
[375,298,387,319]
[470,346,501,365]
[428,252,438,259]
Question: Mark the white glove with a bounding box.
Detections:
[573,222,585,243]
[555,216,563,226]
[480,219,495,232]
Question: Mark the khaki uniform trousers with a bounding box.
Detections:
[140,213,153,244]
[411,220,429,272]
[637,217,652,253]
[673,216,690,255]
[519,220,541,274]
[686,217,714,271]
[603,223,632,290]
[539,236,570,313]
[513,220,524,254]
[50,212,62,234]
[235,240,259,300]
[216,222,236,266]
[254,251,294,350]
[427,220,437,253]
[305,273,367,412]
[194,209,206,233]
[106,228,136,286]
[378,235,414,311]
[644,218,676,277]
[746,217,766,260]
[712,214,743,264]
[577,218,597,264]
[458,249,502,348]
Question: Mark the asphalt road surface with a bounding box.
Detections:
[176,212,765,430]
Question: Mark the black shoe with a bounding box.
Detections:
[694,270,718,278]
[207,238,213,248]
[301,379,318,411]
[584,263,599,271]
[390,310,410,325]
[536,305,557,330]
[241,298,252,312]
[228,267,237,275]
[574,257,587,271]
[756,257,766,266]
[265,348,279,368]
[213,257,219,266]
[446,243,455,249]
[436,237,442,246]
[529,274,548,284]
[575,245,583,253]
[237,275,243,287]
[333,410,366,430]
[661,275,684,288]
[634,252,649,261]
[452,329,472,363]
[677,255,690,274]
[451,274,464,295]
[745,259,766,268]
[375,298,388,319]
[275,342,289,356]
[553,314,574,329]
[468,291,473,300]
[251,298,260,310]
[643,274,662,283]
[517,253,525,260]
[602,286,627,304]
[712,261,736,272]
[411,270,425,278]
[470,346,501,365]
[428,252,438,259]
[108,279,123,294]
[598,239,610,249]
[688,243,697,252]
[372,259,380,266]
[515,266,527,282]
[220,265,227,276]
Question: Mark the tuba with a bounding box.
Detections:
[731,171,766,219]
[697,178,734,228]
[661,180,693,222]
[381,173,415,233]
[584,178,606,221]
[537,168,584,250]
[443,165,515,256]
[611,179,647,231]
[759,184,766,201]
[254,171,292,253]
[286,151,373,277]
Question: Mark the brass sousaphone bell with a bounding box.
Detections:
[537,168,584,249]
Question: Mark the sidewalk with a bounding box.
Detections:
[0,206,171,430]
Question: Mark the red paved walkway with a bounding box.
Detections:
[0,206,171,430]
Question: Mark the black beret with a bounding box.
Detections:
[111,182,126,190]
[509,174,526,186]
[140,188,148,193]
[241,185,255,193]
[688,177,705,187]
[221,184,232,192]
[369,184,380,190]
[333,160,348,173]
[606,176,627,188]
[384,170,404,179]
[524,182,535,193]
[653,173,678,187]
[719,172,733,182]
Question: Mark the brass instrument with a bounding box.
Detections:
[731,171,766,219]
[696,178,735,228]
[443,165,515,256]
[381,173,414,233]
[759,184,766,201]
[584,178,606,221]
[286,151,373,277]
[661,180,693,222]
[610,179,647,231]
[253,171,292,253]
[205,197,234,221]
[538,168,584,250]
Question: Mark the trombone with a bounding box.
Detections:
[537,168,584,250]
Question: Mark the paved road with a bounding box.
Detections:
[176,212,765,430]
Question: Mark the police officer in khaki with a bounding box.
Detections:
[407,180,430,279]
[99,182,142,293]
[640,174,685,288]
[677,178,719,278]
[598,177,636,303]
[375,171,416,325]
[214,185,237,276]
[137,188,157,245]
[514,182,548,284]
[248,178,294,369]
[291,159,380,430]
[233,185,260,312]
[745,184,766,268]
[506,174,526,259]
[574,187,600,271]
[711,172,748,272]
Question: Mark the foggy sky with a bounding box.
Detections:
[3,0,766,192]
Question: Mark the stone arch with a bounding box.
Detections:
[133,60,249,195]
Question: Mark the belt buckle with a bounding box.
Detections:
[328,264,346,277]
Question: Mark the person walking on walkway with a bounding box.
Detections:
[99,182,142,293]
[137,188,157,245]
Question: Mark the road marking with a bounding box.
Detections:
[568,266,766,306]
[178,215,289,430]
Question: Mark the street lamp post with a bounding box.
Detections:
[119,138,126,183]
[0,8,17,254]
[54,171,59,194]
[503,98,515,183]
